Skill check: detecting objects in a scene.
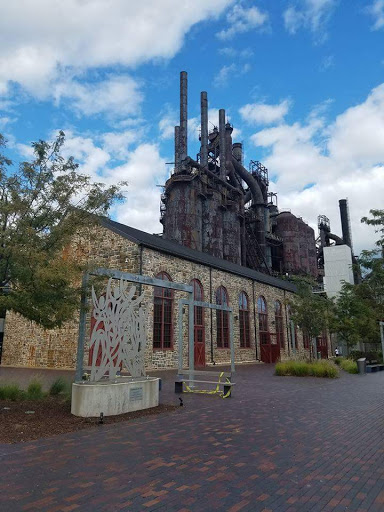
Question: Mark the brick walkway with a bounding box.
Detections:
[1,364,384,511]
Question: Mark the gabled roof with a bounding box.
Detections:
[100,217,296,293]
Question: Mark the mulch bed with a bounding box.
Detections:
[0,398,179,444]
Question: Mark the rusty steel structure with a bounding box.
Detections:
[161,71,318,277]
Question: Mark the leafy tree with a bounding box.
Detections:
[287,278,332,359]
[0,132,125,328]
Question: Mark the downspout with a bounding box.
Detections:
[284,290,290,358]
[252,280,258,361]
[209,266,215,364]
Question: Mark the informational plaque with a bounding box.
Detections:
[130,387,143,402]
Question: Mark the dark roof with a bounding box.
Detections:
[100,217,297,293]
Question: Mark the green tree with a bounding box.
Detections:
[0,132,125,328]
[287,278,332,359]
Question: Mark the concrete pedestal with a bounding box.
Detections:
[71,377,160,417]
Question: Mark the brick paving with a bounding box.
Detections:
[1,364,384,511]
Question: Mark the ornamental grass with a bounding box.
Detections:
[340,358,359,374]
[275,359,339,378]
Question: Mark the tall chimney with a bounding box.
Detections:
[219,109,226,178]
[174,126,180,172]
[200,91,208,168]
[339,198,353,252]
[180,71,188,164]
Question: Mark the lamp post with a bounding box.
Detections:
[380,321,384,364]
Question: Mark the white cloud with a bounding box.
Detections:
[319,54,335,71]
[217,4,268,40]
[50,131,167,234]
[214,62,251,87]
[249,83,384,253]
[219,47,254,59]
[53,75,144,118]
[369,0,384,30]
[0,0,234,98]
[239,100,291,125]
[283,0,337,41]
[159,108,178,140]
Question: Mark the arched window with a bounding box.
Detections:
[153,272,173,349]
[216,286,229,348]
[257,296,269,345]
[275,300,284,348]
[191,279,205,345]
[239,292,251,348]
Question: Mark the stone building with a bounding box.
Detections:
[1,218,329,371]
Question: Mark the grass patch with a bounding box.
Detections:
[275,359,339,378]
[334,357,343,366]
[49,378,67,396]
[26,380,44,400]
[340,359,358,374]
[0,383,22,401]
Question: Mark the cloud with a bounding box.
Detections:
[249,83,384,253]
[53,75,144,118]
[368,0,384,30]
[239,100,291,125]
[52,130,167,234]
[0,0,234,98]
[219,47,254,58]
[319,55,335,71]
[216,4,268,40]
[283,0,337,41]
[214,62,251,87]
[158,107,178,140]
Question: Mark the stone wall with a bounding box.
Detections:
[2,223,315,370]
[1,225,140,368]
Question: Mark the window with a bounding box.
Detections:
[153,272,173,349]
[239,292,251,348]
[191,279,204,344]
[216,286,229,348]
[275,300,284,348]
[257,296,269,345]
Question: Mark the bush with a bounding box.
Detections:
[334,357,343,366]
[310,360,339,378]
[26,380,44,400]
[349,350,382,362]
[275,359,338,378]
[49,378,67,396]
[0,384,22,401]
[340,359,358,374]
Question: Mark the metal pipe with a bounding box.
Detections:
[174,126,180,172]
[185,157,241,194]
[200,91,208,168]
[180,71,188,163]
[232,142,243,164]
[219,109,226,178]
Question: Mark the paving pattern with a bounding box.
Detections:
[1,364,384,511]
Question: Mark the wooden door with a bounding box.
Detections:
[194,303,205,367]
[260,333,280,363]
[316,333,328,359]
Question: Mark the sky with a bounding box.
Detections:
[0,0,383,255]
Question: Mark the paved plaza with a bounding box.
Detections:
[1,364,384,511]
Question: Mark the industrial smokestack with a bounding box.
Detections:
[232,142,243,164]
[174,126,180,172]
[219,109,226,178]
[180,71,188,164]
[339,199,353,252]
[200,91,208,168]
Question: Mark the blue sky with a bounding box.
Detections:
[1,0,383,254]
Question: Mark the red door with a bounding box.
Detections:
[316,333,328,359]
[194,304,205,367]
[260,333,280,363]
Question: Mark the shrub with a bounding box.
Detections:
[310,360,339,378]
[275,359,339,378]
[334,357,343,366]
[0,384,22,401]
[26,380,44,400]
[340,359,358,374]
[49,378,67,396]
